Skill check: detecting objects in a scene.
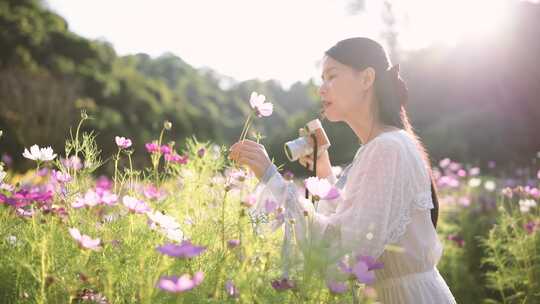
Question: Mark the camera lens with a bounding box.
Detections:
[284,137,312,161]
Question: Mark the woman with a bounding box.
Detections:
[229,37,456,303]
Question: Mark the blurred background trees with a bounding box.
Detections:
[0,0,539,174]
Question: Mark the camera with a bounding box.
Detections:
[284,119,331,162]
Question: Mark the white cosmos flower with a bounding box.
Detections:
[22,145,57,162]
[484,180,496,192]
[147,211,181,230]
[519,199,537,213]
[468,178,482,188]
[249,91,273,117]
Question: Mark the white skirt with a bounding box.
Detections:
[375,267,457,304]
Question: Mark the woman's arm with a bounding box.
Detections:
[256,137,412,261]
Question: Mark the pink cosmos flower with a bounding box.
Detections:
[164,153,188,164]
[326,280,348,294]
[1,153,13,167]
[95,176,113,191]
[537,169,540,180]
[16,207,34,218]
[304,177,340,200]
[524,220,540,234]
[225,280,239,298]
[145,143,160,154]
[339,255,383,285]
[447,234,465,247]
[469,167,480,176]
[100,191,118,206]
[72,189,101,208]
[227,239,240,249]
[51,170,72,184]
[122,196,151,214]
[115,136,132,149]
[160,145,172,155]
[157,272,204,293]
[438,158,451,168]
[68,228,101,251]
[241,194,257,208]
[143,185,166,200]
[61,156,83,170]
[156,241,206,258]
[249,91,273,117]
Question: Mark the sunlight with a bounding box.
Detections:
[396,0,511,49]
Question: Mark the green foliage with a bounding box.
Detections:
[0,119,379,303]
[480,196,540,304]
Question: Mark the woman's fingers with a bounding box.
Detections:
[229,142,265,163]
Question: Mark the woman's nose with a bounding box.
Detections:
[318,83,327,98]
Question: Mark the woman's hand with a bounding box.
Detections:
[228,140,272,180]
[298,149,333,179]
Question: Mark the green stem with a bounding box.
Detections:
[351,280,359,304]
[238,113,253,142]
[114,149,121,193]
[39,238,47,304]
[74,117,85,161]
[221,191,228,251]
[242,116,254,142]
[129,214,134,242]
[128,153,134,191]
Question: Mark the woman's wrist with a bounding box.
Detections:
[261,163,278,183]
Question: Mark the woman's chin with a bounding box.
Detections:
[323,111,340,122]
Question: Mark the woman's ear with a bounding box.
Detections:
[361,67,376,89]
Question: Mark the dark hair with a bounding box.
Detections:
[325,37,440,229]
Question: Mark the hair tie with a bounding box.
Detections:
[387,64,408,107]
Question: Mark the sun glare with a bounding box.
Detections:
[396,0,511,49]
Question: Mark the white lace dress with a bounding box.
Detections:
[252,129,457,304]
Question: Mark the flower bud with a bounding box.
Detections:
[164,121,172,130]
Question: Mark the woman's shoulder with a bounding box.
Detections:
[361,129,408,155]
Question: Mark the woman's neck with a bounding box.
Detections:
[348,118,398,145]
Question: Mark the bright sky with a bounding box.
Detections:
[45,0,513,87]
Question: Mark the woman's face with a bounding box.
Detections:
[318,56,369,122]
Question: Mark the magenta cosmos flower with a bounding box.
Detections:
[157,272,204,293]
[145,142,160,154]
[164,153,188,164]
[160,145,172,155]
[115,136,132,149]
[249,91,273,117]
[304,177,340,200]
[69,228,101,251]
[339,255,384,285]
[156,241,206,258]
[122,195,151,214]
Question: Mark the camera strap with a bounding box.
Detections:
[305,133,318,204]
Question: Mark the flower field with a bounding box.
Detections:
[0,114,538,304]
